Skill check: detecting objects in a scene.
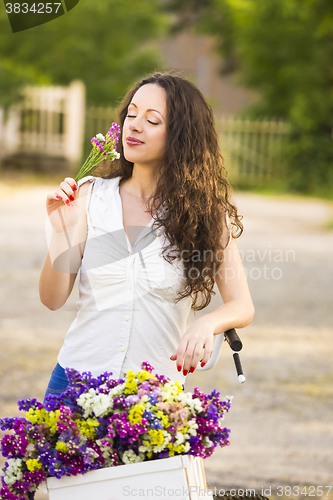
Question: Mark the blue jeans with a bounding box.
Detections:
[44,362,70,404]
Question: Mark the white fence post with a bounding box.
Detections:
[64,80,86,164]
[0,105,21,156]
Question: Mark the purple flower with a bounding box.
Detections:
[0,417,19,431]
[141,362,154,373]
[148,419,163,430]
[148,392,158,406]
[0,485,21,499]
[17,398,40,412]
[43,393,63,411]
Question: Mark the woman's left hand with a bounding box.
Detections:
[169,316,215,376]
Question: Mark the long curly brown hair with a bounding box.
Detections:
[103,70,243,311]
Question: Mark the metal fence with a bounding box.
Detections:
[216,117,291,186]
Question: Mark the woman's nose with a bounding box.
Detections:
[129,117,142,133]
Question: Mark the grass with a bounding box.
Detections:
[322,217,333,230]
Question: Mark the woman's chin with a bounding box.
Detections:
[123,151,141,164]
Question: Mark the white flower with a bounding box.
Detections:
[174,431,185,445]
[203,437,214,448]
[3,458,23,485]
[77,389,114,418]
[184,442,191,452]
[187,419,198,436]
[121,449,144,464]
[96,133,105,141]
[109,382,125,397]
[161,382,181,401]
[78,435,88,446]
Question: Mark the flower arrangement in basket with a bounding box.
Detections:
[0,362,232,500]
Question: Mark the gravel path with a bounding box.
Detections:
[0,180,332,499]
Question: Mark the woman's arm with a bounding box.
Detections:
[170,237,254,375]
[201,237,255,333]
[39,179,92,311]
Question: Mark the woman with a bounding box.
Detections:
[39,71,254,401]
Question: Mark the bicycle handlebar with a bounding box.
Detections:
[196,328,246,383]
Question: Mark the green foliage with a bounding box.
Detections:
[165,0,333,193]
[0,59,51,111]
[0,0,170,108]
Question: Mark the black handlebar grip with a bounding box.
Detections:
[224,328,243,352]
[233,352,244,377]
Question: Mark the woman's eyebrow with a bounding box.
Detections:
[129,102,165,120]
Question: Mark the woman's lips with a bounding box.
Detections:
[126,137,144,146]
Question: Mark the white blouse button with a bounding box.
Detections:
[125,315,130,321]
[128,283,132,289]
[120,346,126,352]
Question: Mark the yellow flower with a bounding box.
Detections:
[75,417,99,439]
[26,459,43,472]
[128,403,145,425]
[124,371,138,395]
[136,370,157,382]
[26,408,60,435]
[147,429,164,447]
[155,411,170,428]
[124,379,138,395]
[173,381,184,394]
[167,442,185,455]
[55,442,69,454]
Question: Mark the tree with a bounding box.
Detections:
[165,0,333,193]
[0,0,170,108]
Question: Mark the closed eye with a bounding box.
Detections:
[126,115,159,125]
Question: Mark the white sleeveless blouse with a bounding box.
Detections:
[57,175,193,385]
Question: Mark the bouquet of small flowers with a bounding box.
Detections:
[74,123,121,183]
[0,362,232,500]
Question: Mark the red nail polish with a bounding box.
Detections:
[69,195,75,201]
[72,184,77,191]
[201,362,206,368]
[177,366,181,372]
[66,199,70,206]
[183,369,188,376]
[55,195,61,200]
[190,367,195,373]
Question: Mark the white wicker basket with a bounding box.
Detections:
[43,455,209,500]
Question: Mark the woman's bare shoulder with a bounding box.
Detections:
[77,178,94,198]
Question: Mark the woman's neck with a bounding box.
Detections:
[122,165,160,201]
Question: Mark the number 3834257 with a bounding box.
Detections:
[5,3,62,14]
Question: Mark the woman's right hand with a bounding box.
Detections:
[46,177,80,233]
